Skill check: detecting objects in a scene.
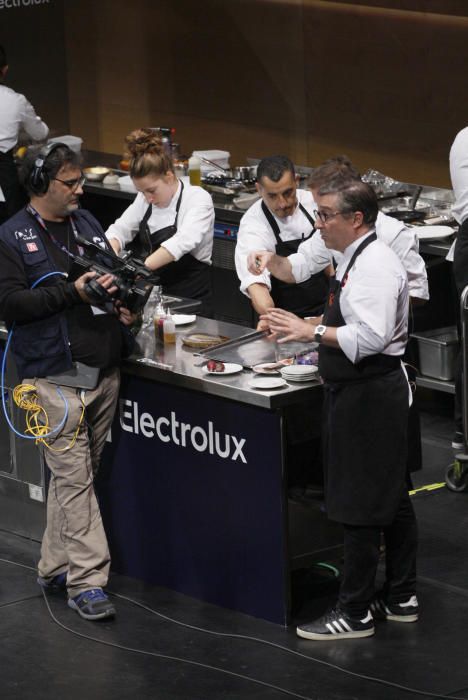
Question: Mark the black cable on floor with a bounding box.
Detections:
[110,589,468,700]
[1,556,466,700]
[0,593,41,609]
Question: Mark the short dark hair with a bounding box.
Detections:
[308,155,361,190]
[20,144,82,196]
[257,155,295,184]
[0,45,7,70]
[318,177,378,226]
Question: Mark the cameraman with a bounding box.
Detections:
[0,143,136,621]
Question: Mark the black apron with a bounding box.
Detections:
[130,181,213,317]
[0,149,25,225]
[319,234,408,526]
[261,201,328,317]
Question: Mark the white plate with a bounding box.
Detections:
[249,377,288,390]
[414,225,455,241]
[172,314,196,326]
[202,363,243,376]
[280,364,319,377]
[233,193,261,211]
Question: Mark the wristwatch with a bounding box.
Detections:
[314,324,327,343]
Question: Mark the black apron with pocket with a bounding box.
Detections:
[319,234,408,526]
[261,201,328,317]
[129,181,213,316]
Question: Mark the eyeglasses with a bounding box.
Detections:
[53,174,86,191]
[313,209,346,223]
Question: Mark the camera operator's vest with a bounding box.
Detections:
[0,207,107,379]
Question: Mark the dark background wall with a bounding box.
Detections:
[3,0,468,187]
[0,0,68,136]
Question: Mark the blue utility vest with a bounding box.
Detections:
[0,207,109,379]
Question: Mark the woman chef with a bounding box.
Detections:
[106,128,214,316]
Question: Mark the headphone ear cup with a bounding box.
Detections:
[28,142,66,195]
[30,157,49,194]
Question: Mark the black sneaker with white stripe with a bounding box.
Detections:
[296,607,375,641]
[370,594,419,622]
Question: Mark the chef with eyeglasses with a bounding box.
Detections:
[262,178,418,642]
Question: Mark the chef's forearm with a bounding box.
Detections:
[108,237,121,254]
[248,283,275,315]
[267,255,296,283]
[144,246,176,271]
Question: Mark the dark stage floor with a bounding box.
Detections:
[1,389,468,700]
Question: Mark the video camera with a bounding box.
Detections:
[69,235,160,313]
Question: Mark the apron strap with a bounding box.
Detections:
[261,199,315,245]
[137,179,185,256]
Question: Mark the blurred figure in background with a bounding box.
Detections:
[0,44,49,224]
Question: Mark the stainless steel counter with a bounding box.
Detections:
[127,316,321,410]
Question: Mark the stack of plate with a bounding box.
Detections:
[280,365,319,382]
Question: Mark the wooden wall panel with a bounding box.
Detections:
[63,0,468,186]
[303,1,468,185]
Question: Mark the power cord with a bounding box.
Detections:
[1,270,70,442]
[0,556,466,700]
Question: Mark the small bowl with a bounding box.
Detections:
[83,166,111,182]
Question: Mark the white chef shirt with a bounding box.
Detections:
[105,180,214,264]
[290,210,429,301]
[333,231,409,364]
[235,189,317,295]
[450,126,468,225]
[0,85,49,153]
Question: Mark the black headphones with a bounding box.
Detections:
[29,141,68,195]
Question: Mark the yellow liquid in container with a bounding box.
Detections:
[189,168,201,186]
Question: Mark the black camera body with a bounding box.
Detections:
[70,235,160,312]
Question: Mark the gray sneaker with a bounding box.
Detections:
[68,588,115,621]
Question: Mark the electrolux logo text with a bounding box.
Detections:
[119,400,248,463]
[0,0,50,9]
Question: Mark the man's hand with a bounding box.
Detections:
[115,303,138,326]
[261,307,315,343]
[74,272,118,304]
[247,251,274,275]
[256,317,271,332]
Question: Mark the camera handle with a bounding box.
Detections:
[84,278,113,305]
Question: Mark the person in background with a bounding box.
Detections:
[0,143,137,621]
[235,155,331,497]
[0,44,49,224]
[106,128,214,317]
[449,127,468,450]
[250,156,429,307]
[263,179,418,640]
[234,155,331,328]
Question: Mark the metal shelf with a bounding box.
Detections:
[416,375,455,394]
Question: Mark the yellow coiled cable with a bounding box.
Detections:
[12,383,85,452]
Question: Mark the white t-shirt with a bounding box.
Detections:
[235,189,317,295]
[0,85,49,153]
[105,180,214,264]
[289,211,429,301]
[450,126,468,225]
[334,232,409,364]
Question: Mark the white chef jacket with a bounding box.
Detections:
[235,189,316,295]
[0,85,49,153]
[334,232,409,364]
[450,126,468,225]
[105,180,214,263]
[290,210,429,301]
